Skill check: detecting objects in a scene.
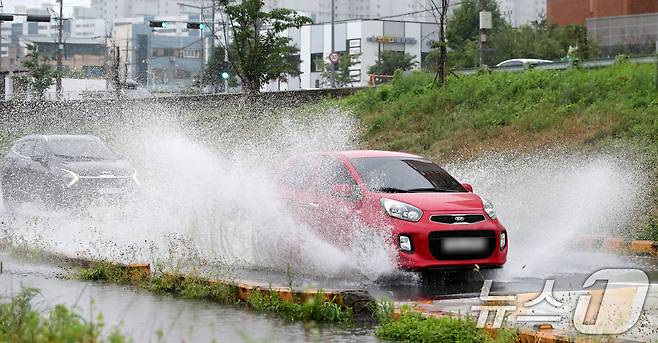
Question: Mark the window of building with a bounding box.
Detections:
[310,52,323,72]
[182,49,200,58]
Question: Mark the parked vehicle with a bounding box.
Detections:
[1,135,139,209]
[277,150,508,270]
[496,59,553,68]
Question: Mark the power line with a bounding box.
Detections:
[313,1,463,24]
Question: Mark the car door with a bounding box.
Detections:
[28,138,50,197]
[312,155,362,245]
[277,154,320,228]
[13,139,35,198]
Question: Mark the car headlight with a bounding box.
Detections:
[481,197,497,220]
[132,169,141,186]
[60,168,79,188]
[500,232,507,250]
[380,198,423,222]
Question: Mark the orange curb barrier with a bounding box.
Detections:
[577,237,658,256]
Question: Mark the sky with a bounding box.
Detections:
[1,0,89,16]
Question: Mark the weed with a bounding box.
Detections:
[375,311,517,343]
[0,288,128,342]
[247,289,353,323]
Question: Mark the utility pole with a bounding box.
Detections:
[0,7,4,102]
[56,0,64,98]
[114,46,121,98]
[479,0,491,68]
[330,0,336,88]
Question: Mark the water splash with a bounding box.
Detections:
[447,150,652,279]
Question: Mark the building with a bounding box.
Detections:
[112,17,206,92]
[588,12,658,56]
[21,36,106,77]
[265,19,439,91]
[497,0,546,27]
[73,0,209,24]
[547,0,658,26]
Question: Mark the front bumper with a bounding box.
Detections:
[392,214,508,270]
[57,176,137,206]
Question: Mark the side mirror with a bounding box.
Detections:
[461,182,473,192]
[331,183,354,198]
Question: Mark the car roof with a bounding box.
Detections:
[17,134,101,142]
[497,58,552,66]
[304,150,423,159]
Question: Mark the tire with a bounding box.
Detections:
[1,177,20,212]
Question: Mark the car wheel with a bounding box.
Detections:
[2,190,17,212]
[1,179,19,212]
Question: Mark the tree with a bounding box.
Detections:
[317,53,359,87]
[21,44,57,98]
[217,0,312,95]
[447,0,507,52]
[428,0,450,86]
[368,51,417,76]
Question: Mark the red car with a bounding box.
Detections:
[278,150,508,271]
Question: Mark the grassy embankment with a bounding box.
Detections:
[339,63,658,239]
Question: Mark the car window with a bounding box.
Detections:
[19,140,35,157]
[351,157,466,193]
[315,156,358,196]
[33,139,47,157]
[500,61,523,67]
[48,138,116,160]
[279,156,318,190]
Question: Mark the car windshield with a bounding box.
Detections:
[48,138,117,160]
[351,157,466,193]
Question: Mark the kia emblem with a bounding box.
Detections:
[454,216,465,222]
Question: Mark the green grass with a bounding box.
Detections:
[338,64,658,239]
[247,289,353,323]
[375,312,517,343]
[342,64,657,157]
[0,288,128,343]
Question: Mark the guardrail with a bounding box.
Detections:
[456,55,657,75]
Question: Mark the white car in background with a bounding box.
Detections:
[496,59,553,68]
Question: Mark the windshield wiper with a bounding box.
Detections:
[53,154,74,159]
[373,187,410,193]
[407,188,460,193]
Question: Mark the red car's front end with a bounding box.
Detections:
[278,150,508,271]
[375,193,508,270]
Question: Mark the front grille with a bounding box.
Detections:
[430,214,485,224]
[77,177,133,189]
[428,230,496,260]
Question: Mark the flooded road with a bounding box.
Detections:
[0,252,378,343]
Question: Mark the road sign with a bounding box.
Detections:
[329,51,340,65]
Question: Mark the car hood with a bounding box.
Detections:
[58,159,133,177]
[378,192,485,213]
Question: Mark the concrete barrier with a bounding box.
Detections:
[576,237,658,256]
[0,241,373,318]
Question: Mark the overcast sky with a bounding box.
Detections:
[1,0,89,16]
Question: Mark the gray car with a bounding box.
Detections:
[1,135,139,209]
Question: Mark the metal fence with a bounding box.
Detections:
[456,55,657,75]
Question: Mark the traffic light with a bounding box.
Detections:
[186,22,205,30]
[220,62,230,80]
[26,15,51,22]
[0,14,14,21]
[149,20,169,28]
